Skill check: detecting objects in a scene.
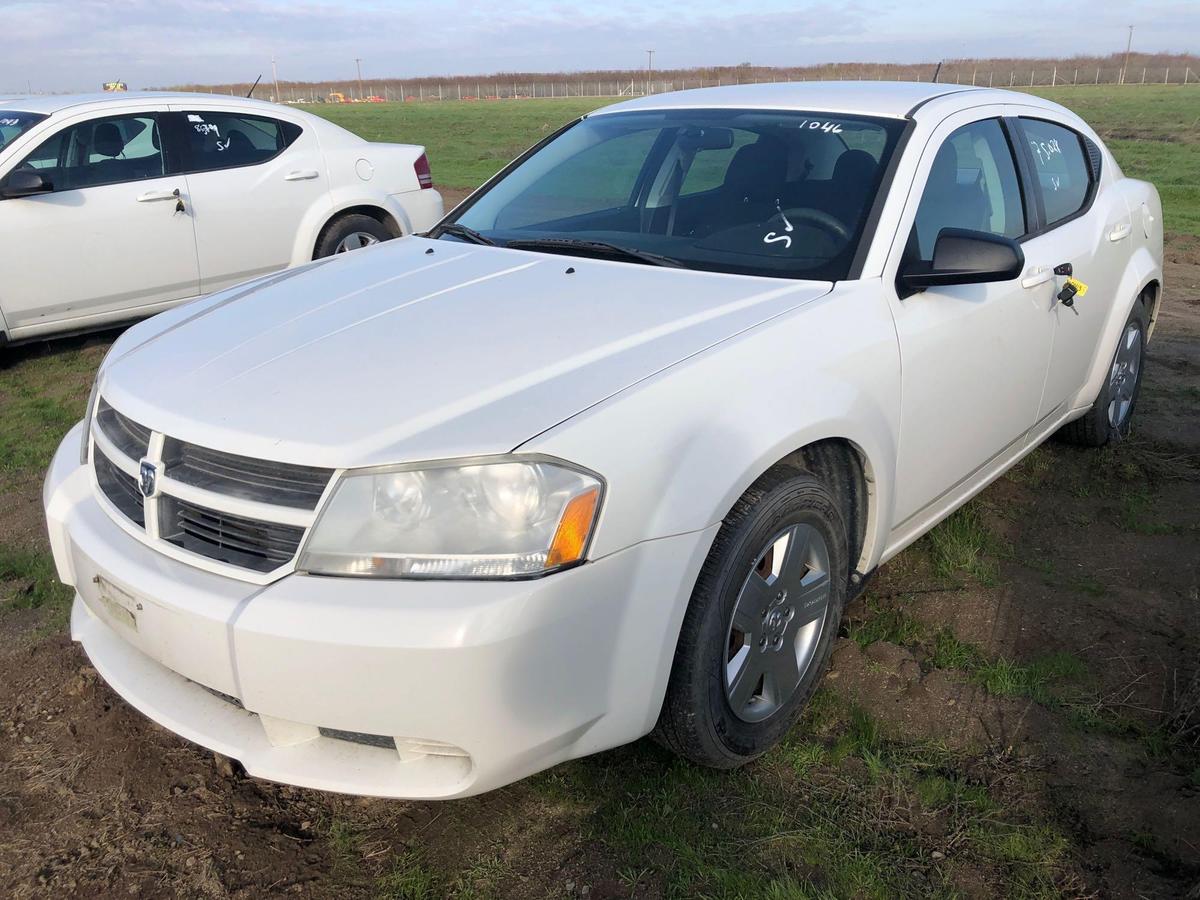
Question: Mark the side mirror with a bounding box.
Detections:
[0,169,54,199]
[898,228,1024,296]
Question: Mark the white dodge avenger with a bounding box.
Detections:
[0,92,442,345]
[44,83,1162,798]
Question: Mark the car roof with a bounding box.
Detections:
[0,91,290,116]
[590,81,1039,120]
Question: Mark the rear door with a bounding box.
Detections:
[167,107,332,294]
[1005,110,1131,419]
[0,106,199,331]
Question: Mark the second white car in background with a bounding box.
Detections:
[0,92,443,344]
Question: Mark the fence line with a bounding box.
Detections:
[257,67,1196,104]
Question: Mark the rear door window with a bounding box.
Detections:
[1019,118,1094,227]
[177,111,302,173]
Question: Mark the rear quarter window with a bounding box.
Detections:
[1020,118,1094,227]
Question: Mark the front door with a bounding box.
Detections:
[0,110,199,332]
[883,110,1054,529]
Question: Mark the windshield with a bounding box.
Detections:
[0,111,47,154]
[444,108,906,280]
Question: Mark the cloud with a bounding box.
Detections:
[0,0,1195,92]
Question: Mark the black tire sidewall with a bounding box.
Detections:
[315,214,393,258]
[1099,299,1149,441]
[686,471,848,764]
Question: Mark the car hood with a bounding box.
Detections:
[102,238,831,468]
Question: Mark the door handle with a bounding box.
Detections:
[1020,266,1053,289]
[137,188,181,202]
[284,170,319,181]
[1108,222,1132,242]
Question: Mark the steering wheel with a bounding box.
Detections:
[778,207,851,243]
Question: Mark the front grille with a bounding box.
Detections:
[162,438,331,509]
[96,399,151,460]
[91,397,330,577]
[161,497,305,573]
[94,451,145,526]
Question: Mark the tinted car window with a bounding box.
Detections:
[180,111,301,172]
[14,114,166,191]
[1020,118,1093,226]
[0,111,47,153]
[450,109,906,281]
[911,119,1025,262]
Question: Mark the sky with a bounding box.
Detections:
[1,0,1196,93]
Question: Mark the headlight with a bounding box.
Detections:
[297,457,603,579]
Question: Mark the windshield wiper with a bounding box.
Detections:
[503,237,686,269]
[435,222,496,246]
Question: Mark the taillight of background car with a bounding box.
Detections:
[414,152,433,189]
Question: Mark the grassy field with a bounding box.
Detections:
[1,86,1198,898]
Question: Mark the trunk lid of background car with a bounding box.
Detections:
[101,238,831,468]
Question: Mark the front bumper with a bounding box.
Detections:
[46,422,716,798]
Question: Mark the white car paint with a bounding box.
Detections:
[43,82,1163,798]
[0,92,443,343]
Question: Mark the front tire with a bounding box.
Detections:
[1057,297,1148,447]
[655,464,848,768]
[314,214,394,258]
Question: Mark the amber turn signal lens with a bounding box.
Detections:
[546,487,600,568]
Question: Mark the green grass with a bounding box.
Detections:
[924,502,1005,586]
[0,545,73,612]
[530,696,1074,898]
[310,98,609,189]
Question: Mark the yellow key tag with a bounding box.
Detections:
[1065,277,1088,297]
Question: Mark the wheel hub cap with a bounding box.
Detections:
[334,231,381,253]
[1107,321,1143,428]
[724,523,832,723]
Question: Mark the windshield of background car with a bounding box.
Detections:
[448,108,906,280]
[0,111,47,154]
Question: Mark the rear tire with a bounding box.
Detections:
[314,214,394,258]
[655,464,848,768]
[1056,297,1148,447]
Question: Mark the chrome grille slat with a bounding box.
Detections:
[91,397,331,577]
[161,497,304,573]
[96,399,151,460]
[94,450,145,527]
[162,438,331,509]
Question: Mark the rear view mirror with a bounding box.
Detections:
[898,228,1024,296]
[679,126,734,152]
[1,169,54,199]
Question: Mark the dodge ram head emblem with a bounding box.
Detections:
[139,460,159,499]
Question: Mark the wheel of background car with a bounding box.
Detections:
[655,463,848,768]
[781,207,852,243]
[314,214,394,259]
[1056,296,1148,447]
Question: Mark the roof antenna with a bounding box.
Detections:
[932,61,943,84]
[246,74,262,98]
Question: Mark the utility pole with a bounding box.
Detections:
[1121,25,1134,85]
[645,49,655,95]
[355,57,364,100]
[271,56,280,103]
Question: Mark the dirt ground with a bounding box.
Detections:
[0,233,1197,899]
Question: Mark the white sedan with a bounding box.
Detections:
[44,82,1162,799]
[0,92,442,345]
